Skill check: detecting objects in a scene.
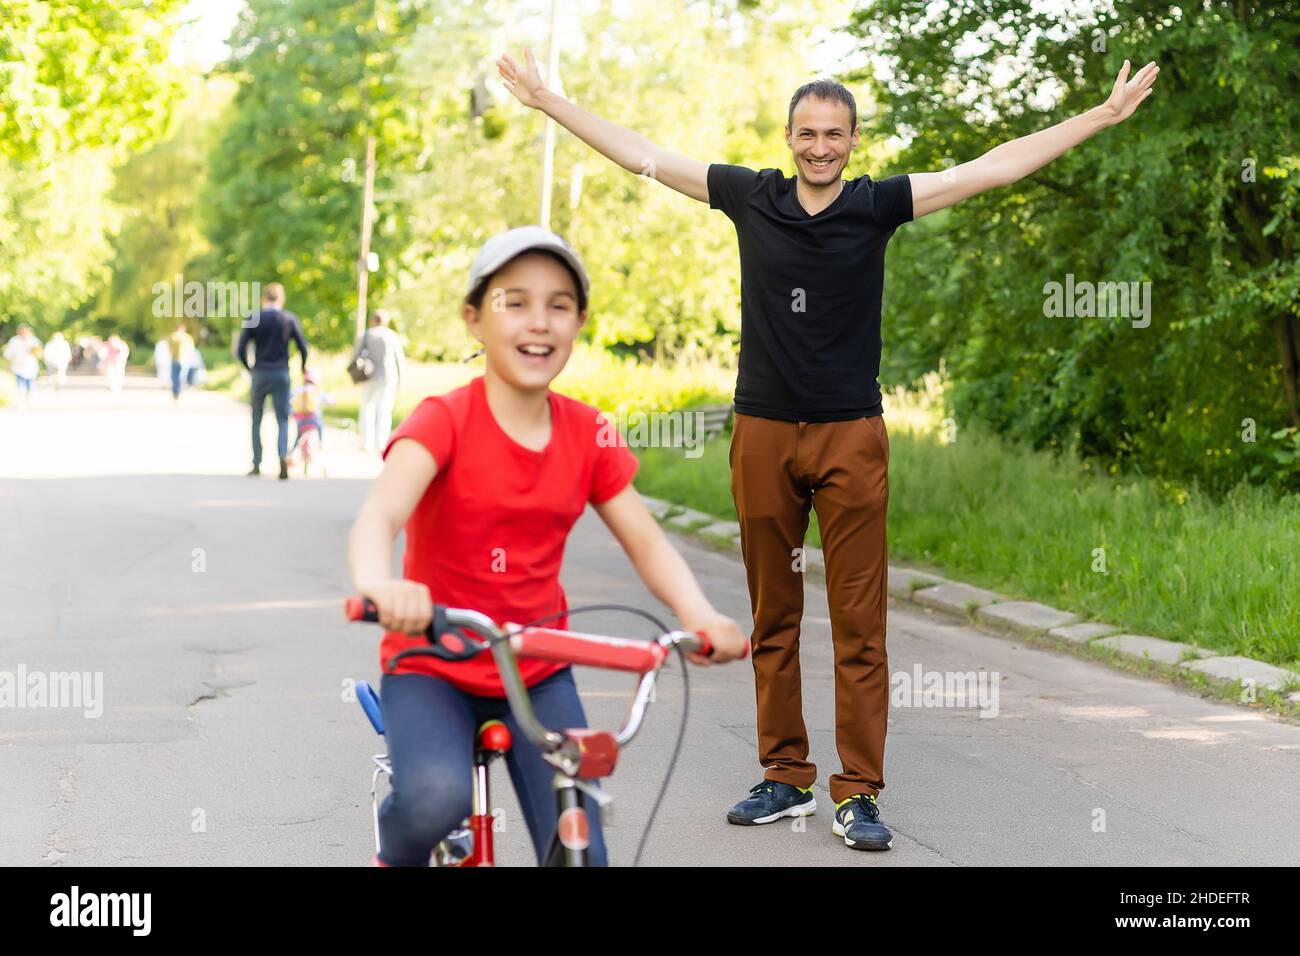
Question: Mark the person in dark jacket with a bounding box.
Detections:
[236,282,308,480]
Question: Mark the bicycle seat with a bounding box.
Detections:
[357,680,384,736]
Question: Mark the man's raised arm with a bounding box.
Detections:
[909,60,1160,219]
[497,48,710,204]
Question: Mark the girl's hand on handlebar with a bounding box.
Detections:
[681,609,748,666]
[357,578,433,635]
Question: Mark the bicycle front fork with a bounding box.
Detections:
[542,776,591,867]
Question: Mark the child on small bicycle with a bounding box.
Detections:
[347,226,747,866]
[290,367,329,453]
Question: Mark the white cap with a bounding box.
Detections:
[466,225,590,299]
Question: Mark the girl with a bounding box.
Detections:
[347,226,747,866]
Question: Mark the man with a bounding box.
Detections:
[236,283,309,480]
[498,48,1158,851]
[168,322,195,400]
[351,309,405,454]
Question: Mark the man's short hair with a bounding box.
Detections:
[263,282,285,305]
[787,79,857,132]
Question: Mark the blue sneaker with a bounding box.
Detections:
[832,793,893,850]
[726,780,816,825]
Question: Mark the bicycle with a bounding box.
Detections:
[290,414,325,478]
[345,596,744,866]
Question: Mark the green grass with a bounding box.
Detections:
[634,400,1300,672]
[888,426,1300,669]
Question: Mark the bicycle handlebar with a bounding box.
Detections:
[344,596,715,759]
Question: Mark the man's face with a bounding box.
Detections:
[786,96,858,187]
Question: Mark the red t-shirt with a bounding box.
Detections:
[379,375,639,696]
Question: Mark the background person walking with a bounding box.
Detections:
[167,322,195,400]
[350,309,405,454]
[100,333,130,393]
[236,282,309,480]
[43,332,71,390]
[4,324,42,408]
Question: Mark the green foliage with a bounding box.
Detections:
[96,76,238,348]
[199,0,422,351]
[851,0,1300,493]
[0,150,117,327]
[0,0,184,165]
[382,0,880,362]
[0,0,186,329]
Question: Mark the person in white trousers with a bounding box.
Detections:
[354,309,405,453]
[43,332,72,389]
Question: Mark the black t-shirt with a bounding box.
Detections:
[707,164,913,421]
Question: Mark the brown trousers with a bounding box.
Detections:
[729,412,890,804]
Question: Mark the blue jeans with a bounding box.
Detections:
[377,667,609,867]
[170,361,183,398]
[249,368,291,466]
[14,374,33,396]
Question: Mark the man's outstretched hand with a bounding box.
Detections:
[1101,59,1159,126]
[497,48,547,110]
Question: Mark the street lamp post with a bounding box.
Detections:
[355,135,377,340]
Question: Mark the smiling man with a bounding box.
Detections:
[498,48,1158,853]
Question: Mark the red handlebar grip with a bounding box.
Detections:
[345,596,378,622]
[694,630,714,657]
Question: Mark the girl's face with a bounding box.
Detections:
[463,251,586,392]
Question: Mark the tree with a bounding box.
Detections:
[0,0,184,166]
[850,0,1300,492]
[200,0,422,351]
[97,75,238,345]
[386,0,880,361]
[0,0,186,329]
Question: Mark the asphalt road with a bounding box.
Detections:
[2,373,1298,866]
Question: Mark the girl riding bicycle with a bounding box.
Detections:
[347,226,747,866]
[290,367,329,453]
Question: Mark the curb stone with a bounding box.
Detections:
[1179,655,1300,692]
[911,582,1002,617]
[975,601,1078,636]
[1049,621,1120,644]
[888,566,945,599]
[664,507,716,532]
[697,521,742,549]
[640,495,674,520]
[1093,634,1214,666]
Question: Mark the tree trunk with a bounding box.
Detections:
[1277,313,1300,429]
